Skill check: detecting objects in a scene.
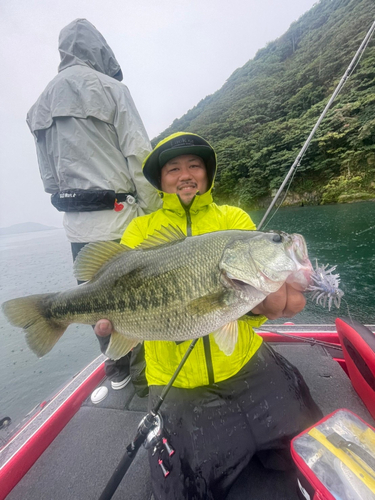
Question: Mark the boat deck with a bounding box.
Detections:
[5,342,375,500]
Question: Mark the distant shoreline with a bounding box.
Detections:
[0,222,61,236]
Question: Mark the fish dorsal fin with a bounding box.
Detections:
[212,321,238,356]
[74,241,129,282]
[135,224,186,250]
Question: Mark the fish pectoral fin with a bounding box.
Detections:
[74,241,129,282]
[187,291,228,316]
[105,331,139,360]
[213,321,238,356]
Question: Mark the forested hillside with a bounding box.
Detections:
[154,0,375,208]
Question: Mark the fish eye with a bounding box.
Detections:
[272,234,283,243]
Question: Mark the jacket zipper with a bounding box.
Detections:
[184,202,215,385]
[203,337,215,385]
[185,206,192,236]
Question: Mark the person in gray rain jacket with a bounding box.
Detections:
[27,18,161,389]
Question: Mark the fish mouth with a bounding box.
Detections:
[222,271,255,291]
[284,233,313,290]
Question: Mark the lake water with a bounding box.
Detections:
[0,229,99,433]
[0,201,374,432]
[249,201,375,325]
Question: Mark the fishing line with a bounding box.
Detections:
[257,20,375,231]
[254,297,358,349]
[347,31,373,79]
[253,326,343,351]
[355,225,375,236]
[262,138,311,231]
[260,163,299,230]
[341,297,354,324]
[329,30,372,101]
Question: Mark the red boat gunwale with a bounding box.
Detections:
[0,356,105,500]
[3,323,375,499]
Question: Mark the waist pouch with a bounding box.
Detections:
[291,409,375,500]
[51,189,135,212]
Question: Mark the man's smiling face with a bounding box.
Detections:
[160,154,208,205]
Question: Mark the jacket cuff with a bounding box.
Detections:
[243,314,268,328]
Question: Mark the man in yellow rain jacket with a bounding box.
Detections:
[95,132,322,499]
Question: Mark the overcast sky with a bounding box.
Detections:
[0,0,318,229]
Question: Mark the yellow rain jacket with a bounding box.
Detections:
[121,187,267,388]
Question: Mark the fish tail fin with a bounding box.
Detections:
[2,294,68,357]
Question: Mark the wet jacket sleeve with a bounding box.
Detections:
[34,132,59,193]
[112,86,161,214]
[126,156,161,214]
[120,216,149,248]
[225,206,257,231]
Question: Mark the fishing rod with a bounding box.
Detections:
[98,338,199,500]
[257,20,375,230]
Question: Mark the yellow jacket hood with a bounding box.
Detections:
[143,132,217,192]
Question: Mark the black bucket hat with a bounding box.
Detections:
[142,132,217,191]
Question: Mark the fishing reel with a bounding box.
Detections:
[143,413,175,477]
[143,413,163,451]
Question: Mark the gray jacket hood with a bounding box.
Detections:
[58,19,123,81]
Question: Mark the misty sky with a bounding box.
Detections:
[0,0,318,229]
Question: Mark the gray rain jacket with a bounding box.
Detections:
[27,19,161,242]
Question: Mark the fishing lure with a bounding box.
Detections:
[308,260,344,311]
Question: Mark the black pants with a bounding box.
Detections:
[71,241,131,382]
[148,342,322,500]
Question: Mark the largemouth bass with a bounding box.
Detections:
[2,226,313,359]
